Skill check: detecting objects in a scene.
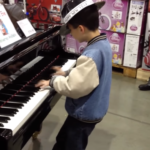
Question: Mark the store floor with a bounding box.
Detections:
[23,73,150,150]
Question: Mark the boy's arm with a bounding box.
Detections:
[50,56,99,99]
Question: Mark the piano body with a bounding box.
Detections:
[0,26,78,150]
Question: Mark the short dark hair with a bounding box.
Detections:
[68,4,99,31]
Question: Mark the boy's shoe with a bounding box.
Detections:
[139,78,150,91]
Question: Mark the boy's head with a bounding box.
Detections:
[60,0,105,42]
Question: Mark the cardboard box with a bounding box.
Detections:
[65,34,87,54]
[102,30,125,65]
[127,0,147,36]
[123,34,144,68]
[142,13,150,71]
[93,0,129,33]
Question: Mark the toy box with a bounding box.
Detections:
[127,0,147,36]
[123,34,144,68]
[142,13,150,71]
[102,30,125,65]
[93,0,129,33]
[26,0,62,24]
[65,34,87,54]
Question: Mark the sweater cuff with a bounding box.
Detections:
[65,70,71,76]
[50,76,58,88]
[50,70,71,88]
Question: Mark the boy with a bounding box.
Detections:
[35,0,112,149]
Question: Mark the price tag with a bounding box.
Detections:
[17,18,36,37]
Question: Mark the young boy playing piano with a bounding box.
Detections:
[35,0,112,149]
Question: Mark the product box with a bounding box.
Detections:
[123,34,144,68]
[26,0,62,24]
[127,0,147,36]
[102,30,125,65]
[65,34,87,54]
[142,13,150,70]
[93,0,129,33]
[148,0,150,12]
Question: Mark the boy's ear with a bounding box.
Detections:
[78,25,85,33]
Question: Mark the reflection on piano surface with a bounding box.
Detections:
[0,26,78,150]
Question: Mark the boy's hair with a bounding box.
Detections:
[68,4,99,31]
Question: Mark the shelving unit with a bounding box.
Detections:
[136,68,150,81]
[112,63,137,78]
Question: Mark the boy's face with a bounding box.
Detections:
[68,24,85,43]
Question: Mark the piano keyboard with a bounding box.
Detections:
[0,56,76,135]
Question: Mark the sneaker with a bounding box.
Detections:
[139,78,150,91]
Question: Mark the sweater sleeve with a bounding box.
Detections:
[52,56,99,99]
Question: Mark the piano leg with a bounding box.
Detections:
[32,124,42,139]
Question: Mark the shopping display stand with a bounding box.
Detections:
[112,63,137,78]
[136,68,150,81]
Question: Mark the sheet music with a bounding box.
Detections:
[17,18,36,37]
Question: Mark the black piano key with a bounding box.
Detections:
[0,94,30,101]
[5,85,39,92]
[13,80,36,85]
[0,123,4,127]
[0,116,10,123]
[0,89,35,97]
[0,102,24,109]
[0,99,28,104]
[0,108,18,116]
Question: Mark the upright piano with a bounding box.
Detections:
[0,26,78,150]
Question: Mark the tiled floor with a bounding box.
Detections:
[23,73,150,150]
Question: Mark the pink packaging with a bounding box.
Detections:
[93,0,129,33]
[65,34,87,54]
[102,30,125,65]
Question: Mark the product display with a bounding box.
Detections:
[127,0,147,35]
[93,0,129,33]
[65,34,87,54]
[64,0,148,69]
[26,0,62,23]
[123,34,144,68]
[142,13,150,70]
[102,30,125,65]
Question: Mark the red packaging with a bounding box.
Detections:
[148,0,150,12]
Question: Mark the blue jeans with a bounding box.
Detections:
[52,116,96,150]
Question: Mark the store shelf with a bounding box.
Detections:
[136,68,150,81]
[112,63,137,78]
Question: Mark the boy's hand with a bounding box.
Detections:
[51,66,66,76]
[35,80,50,89]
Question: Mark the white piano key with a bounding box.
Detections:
[1,89,50,135]
[61,59,76,71]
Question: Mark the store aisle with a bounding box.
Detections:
[23,73,150,150]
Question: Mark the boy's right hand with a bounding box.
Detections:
[51,66,66,76]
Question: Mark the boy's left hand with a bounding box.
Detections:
[35,80,50,89]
